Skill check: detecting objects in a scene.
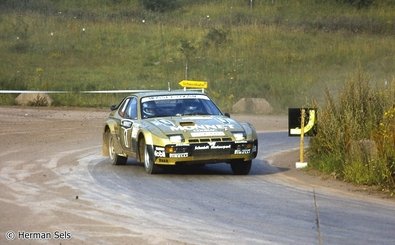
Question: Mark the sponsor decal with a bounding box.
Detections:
[169,153,189,158]
[152,119,175,127]
[121,119,133,128]
[170,124,235,132]
[194,143,232,150]
[131,124,139,139]
[194,145,209,150]
[234,149,251,154]
[154,151,165,157]
[191,131,225,137]
[142,94,209,103]
[210,144,231,150]
[235,140,248,144]
[154,146,165,157]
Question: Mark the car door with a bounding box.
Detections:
[119,97,138,157]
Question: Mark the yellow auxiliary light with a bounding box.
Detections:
[165,146,175,153]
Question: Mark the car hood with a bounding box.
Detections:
[145,115,245,139]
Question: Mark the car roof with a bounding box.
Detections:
[132,90,207,98]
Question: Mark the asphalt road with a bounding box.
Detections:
[1,107,394,244]
[65,132,395,244]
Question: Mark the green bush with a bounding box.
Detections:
[203,27,229,47]
[308,72,395,188]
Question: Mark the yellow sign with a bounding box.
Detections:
[289,109,316,135]
[179,80,208,89]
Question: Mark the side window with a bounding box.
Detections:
[118,98,131,118]
[125,97,138,119]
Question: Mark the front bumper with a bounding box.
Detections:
[152,140,258,165]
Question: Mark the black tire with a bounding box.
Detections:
[230,160,252,175]
[108,134,127,165]
[140,138,160,174]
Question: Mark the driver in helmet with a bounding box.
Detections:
[142,101,157,118]
[183,100,201,115]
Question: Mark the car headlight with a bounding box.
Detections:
[233,132,245,141]
[169,135,183,143]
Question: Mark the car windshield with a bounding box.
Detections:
[141,94,222,119]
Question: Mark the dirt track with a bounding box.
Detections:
[0,107,288,244]
[0,106,393,244]
[0,107,111,244]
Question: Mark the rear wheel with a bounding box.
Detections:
[230,160,252,175]
[108,134,127,165]
[140,138,160,174]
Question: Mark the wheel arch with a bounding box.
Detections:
[137,132,145,162]
[102,125,111,156]
[137,131,154,162]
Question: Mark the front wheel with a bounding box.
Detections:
[108,134,127,165]
[140,138,160,174]
[230,160,252,175]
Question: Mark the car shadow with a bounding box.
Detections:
[122,158,290,176]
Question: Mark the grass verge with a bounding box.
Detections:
[308,71,395,190]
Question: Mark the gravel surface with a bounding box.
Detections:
[0,106,393,245]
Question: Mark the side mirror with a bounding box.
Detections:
[224,112,231,118]
[110,104,118,111]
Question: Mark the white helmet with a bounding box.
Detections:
[142,101,156,118]
[183,100,200,114]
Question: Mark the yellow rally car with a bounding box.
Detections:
[102,90,258,174]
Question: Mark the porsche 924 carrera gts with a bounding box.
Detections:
[102,90,258,174]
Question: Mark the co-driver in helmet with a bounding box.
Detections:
[142,101,157,118]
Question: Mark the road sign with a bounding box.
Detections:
[179,80,208,89]
[289,108,317,169]
[288,108,317,137]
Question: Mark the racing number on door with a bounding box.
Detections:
[123,128,130,148]
[121,120,133,149]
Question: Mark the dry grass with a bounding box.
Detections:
[0,1,394,111]
[308,71,395,189]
